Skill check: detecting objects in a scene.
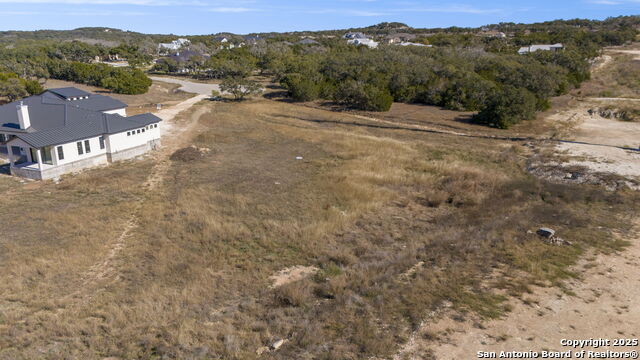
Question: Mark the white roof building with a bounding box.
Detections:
[518,43,563,55]
[158,38,191,52]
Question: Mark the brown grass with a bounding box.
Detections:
[0,97,637,359]
[577,52,640,99]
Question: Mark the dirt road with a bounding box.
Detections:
[150,76,223,95]
[607,49,640,60]
[590,97,640,102]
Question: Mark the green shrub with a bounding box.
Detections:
[474,86,537,128]
[47,60,151,94]
[334,80,393,111]
[281,73,321,101]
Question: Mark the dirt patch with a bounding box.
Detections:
[539,99,640,185]
[269,266,319,288]
[170,146,210,162]
[400,225,640,360]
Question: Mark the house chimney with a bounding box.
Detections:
[17,101,31,129]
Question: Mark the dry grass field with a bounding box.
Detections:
[1,74,639,359]
[577,44,640,99]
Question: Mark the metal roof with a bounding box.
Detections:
[42,89,127,111]
[0,88,160,148]
[47,87,92,100]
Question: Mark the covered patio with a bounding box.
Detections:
[6,142,55,180]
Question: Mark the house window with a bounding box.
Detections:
[57,146,64,160]
[137,129,141,134]
[142,128,145,133]
[77,141,83,155]
[127,132,131,136]
[154,124,158,128]
[99,136,105,150]
[84,140,91,153]
[41,147,53,165]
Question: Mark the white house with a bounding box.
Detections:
[158,38,190,52]
[0,87,162,180]
[518,43,563,55]
[347,38,379,49]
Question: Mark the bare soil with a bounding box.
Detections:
[545,47,640,181]
[269,266,319,288]
[401,225,640,359]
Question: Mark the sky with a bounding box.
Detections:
[0,0,638,35]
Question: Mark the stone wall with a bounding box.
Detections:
[44,154,109,179]
[10,166,42,180]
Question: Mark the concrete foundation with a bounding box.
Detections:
[108,143,151,162]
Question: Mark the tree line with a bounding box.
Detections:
[150,16,638,128]
[0,40,153,97]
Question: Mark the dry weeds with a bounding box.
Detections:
[0,96,636,359]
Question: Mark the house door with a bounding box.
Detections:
[29,148,38,163]
[11,146,25,164]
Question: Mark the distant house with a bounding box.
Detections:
[297,38,320,45]
[167,50,209,64]
[384,33,416,44]
[518,43,563,55]
[0,88,162,180]
[347,38,379,49]
[343,32,368,39]
[158,38,190,52]
[243,35,262,45]
[215,36,242,49]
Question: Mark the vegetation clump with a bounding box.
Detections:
[220,77,263,101]
[0,72,43,101]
